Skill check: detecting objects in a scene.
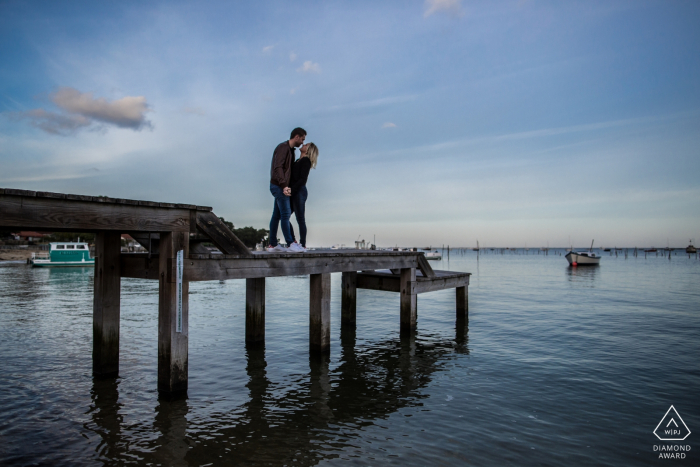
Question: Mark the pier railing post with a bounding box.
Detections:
[456,286,468,318]
[400,268,417,333]
[341,271,357,326]
[93,231,122,377]
[246,278,265,345]
[310,273,331,353]
[158,231,189,395]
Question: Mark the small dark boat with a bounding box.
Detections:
[645,248,658,253]
[687,242,697,254]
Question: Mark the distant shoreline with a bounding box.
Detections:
[0,250,34,262]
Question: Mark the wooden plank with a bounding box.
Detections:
[195,211,252,257]
[341,272,357,326]
[400,268,417,333]
[182,255,418,281]
[158,231,189,394]
[65,194,94,202]
[0,195,192,232]
[415,275,470,294]
[456,286,468,318]
[309,273,331,353]
[36,191,66,199]
[356,270,470,294]
[4,188,36,196]
[93,231,121,377]
[416,253,436,279]
[246,278,265,345]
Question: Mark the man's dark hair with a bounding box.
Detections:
[290,127,307,139]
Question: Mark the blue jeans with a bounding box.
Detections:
[290,186,308,247]
[269,183,293,246]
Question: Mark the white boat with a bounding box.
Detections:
[565,240,600,266]
[424,250,442,260]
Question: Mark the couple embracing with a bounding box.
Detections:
[268,127,319,252]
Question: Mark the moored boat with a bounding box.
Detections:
[31,242,94,267]
[424,250,442,260]
[566,240,601,266]
[686,241,696,254]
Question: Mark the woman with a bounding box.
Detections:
[289,142,318,250]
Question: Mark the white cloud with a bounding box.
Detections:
[382,122,397,128]
[424,0,464,17]
[297,60,321,73]
[289,52,297,62]
[262,45,274,53]
[51,87,151,129]
[10,87,152,135]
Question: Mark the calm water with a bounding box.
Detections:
[0,249,698,466]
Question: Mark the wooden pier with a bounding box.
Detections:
[0,188,470,395]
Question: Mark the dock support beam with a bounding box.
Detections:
[341,272,357,326]
[93,231,122,377]
[456,286,468,318]
[158,231,189,395]
[310,273,331,353]
[246,278,265,345]
[400,268,417,333]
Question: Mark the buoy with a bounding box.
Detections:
[572,262,578,267]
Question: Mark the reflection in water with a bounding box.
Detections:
[153,396,190,466]
[85,328,469,466]
[565,265,599,285]
[86,378,124,462]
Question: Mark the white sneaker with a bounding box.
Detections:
[267,244,289,252]
[288,242,306,253]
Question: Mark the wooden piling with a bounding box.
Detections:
[158,231,189,394]
[93,231,122,377]
[341,271,357,326]
[309,273,331,353]
[400,267,417,333]
[456,285,468,318]
[245,278,265,345]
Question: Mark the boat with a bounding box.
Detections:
[565,240,601,266]
[30,242,95,267]
[644,248,657,253]
[424,250,442,260]
[687,241,697,254]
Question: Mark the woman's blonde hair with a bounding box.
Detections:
[306,142,319,169]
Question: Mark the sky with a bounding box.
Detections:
[1,0,699,248]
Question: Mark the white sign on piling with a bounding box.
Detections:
[176,249,184,333]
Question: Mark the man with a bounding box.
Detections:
[268,127,306,252]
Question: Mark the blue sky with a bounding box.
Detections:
[1,0,699,247]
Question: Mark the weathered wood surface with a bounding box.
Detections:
[171,251,419,281]
[356,269,470,294]
[310,273,331,353]
[158,232,189,394]
[0,194,194,232]
[195,211,252,257]
[416,254,436,279]
[246,278,265,344]
[0,187,211,210]
[400,268,417,332]
[93,232,121,377]
[456,286,468,317]
[341,271,357,325]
